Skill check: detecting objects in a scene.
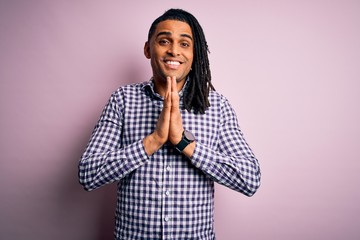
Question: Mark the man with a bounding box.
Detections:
[79,8,261,240]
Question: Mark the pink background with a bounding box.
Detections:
[1,1,359,239]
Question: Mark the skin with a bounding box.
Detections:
[143,20,196,157]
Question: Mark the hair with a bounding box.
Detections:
[148,8,215,114]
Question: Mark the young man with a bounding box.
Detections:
[79,9,261,240]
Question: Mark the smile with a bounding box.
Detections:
[165,61,181,66]
[163,59,183,70]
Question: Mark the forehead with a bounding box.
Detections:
[153,20,193,39]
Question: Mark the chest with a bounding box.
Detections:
[121,96,221,148]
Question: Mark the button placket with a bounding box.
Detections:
[161,147,173,238]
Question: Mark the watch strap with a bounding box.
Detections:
[175,138,190,152]
[174,130,194,152]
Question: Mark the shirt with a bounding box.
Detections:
[79,79,261,240]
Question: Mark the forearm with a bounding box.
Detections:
[182,141,196,158]
[143,133,165,156]
[79,139,149,191]
[190,142,261,196]
[143,131,196,157]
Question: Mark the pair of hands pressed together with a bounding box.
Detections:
[143,76,195,157]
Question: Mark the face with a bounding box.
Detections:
[144,20,194,87]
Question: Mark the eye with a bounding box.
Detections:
[159,39,170,45]
[180,42,190,48]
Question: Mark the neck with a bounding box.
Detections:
[153,77,186,97]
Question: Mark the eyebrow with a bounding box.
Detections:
[156,31,193,41]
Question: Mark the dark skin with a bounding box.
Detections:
[143,20,196,157]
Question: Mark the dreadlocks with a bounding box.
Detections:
[148,9,215,114]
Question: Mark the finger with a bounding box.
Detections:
[157,82,171,141]
[170,78,180,108]
[166,76,172,96]
[163,77,172,107]
[171,76,177,93]
[168,76,183,144]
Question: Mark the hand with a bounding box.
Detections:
[152,76,172,145]
[168,76,184,145]
[143,76,184,155]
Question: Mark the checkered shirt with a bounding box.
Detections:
[79,79,261,240]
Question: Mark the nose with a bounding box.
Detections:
[167,44,180,56]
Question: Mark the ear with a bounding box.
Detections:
[144,41,151,59]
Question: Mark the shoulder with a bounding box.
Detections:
[207,90,237,118]
[208,90,230,107]
[111,81,149,99]
[102,81,149,110]
[115,81,148,94]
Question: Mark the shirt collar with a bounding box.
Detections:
[142,77,189,99]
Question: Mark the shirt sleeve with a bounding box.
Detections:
[190,97,261,196]
[78,90,149,191]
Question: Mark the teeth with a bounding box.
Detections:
[166,61,180,65]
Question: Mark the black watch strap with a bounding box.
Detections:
[174,130,195,152]
[175,139,189,152]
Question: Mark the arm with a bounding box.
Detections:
[78,90,149,191]
[189,98,261,196]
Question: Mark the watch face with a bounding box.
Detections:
[184,130,195,141]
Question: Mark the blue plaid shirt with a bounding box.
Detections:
[79,79,261,239]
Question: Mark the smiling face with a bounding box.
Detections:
[144,20,194,93]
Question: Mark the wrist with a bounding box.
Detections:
[182,141,196,158]
[174,130,195,153]
[143,133,165,156]
[172,131,184,146]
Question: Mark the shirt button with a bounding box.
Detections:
[165,190,170,196]
[166,165,171,171]
[164,216,170,222]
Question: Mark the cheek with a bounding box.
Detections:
[186,51,194,64]
[150,58,159,70]
[187,57,194,68]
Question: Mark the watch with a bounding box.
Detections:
[174,130,195,152]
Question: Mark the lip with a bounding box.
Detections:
[162,58,183,70]
[163,58,183,64]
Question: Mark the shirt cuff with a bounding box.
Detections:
[189,143,214,171]
[107,139,149,173]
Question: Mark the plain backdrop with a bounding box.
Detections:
[1,0,359,239]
